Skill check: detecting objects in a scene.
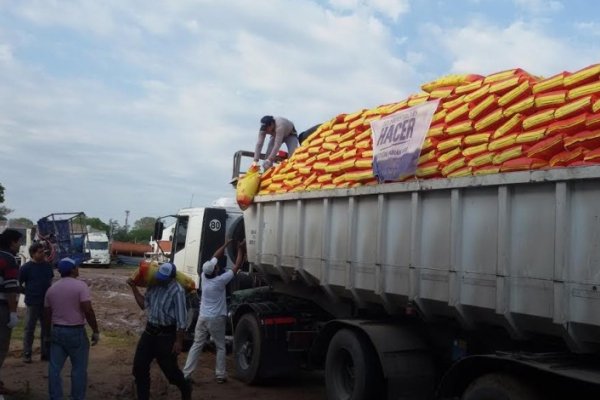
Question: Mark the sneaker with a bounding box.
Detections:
[216,377,227,384]
[23,354,32,364]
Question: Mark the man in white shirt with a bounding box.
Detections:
[182,239,245,383]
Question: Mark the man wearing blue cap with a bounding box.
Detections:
[44,257,99,400]
[253,115,299,170]
[127,262,191,400]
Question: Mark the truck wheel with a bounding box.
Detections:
[234,313,262,384]
[462,373,542,400]
[325,329,383,400]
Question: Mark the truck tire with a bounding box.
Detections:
[325,329,383,400]
[233,313,262,383]
[462,373,542,400]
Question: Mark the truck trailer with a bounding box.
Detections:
[232,164,600,400]
[166,155,600,399]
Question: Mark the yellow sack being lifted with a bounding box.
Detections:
[130,260,196,292]
[236,164,261,210]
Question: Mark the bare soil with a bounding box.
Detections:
[3,267,326,399]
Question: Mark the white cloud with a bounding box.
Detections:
[0,0,417,222]
[513,0,563,13]
[575,21,600,36]
[328,0,410,20]
[427,19,599,77]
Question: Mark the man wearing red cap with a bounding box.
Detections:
[253,115,299,170]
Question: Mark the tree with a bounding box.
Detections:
[108,219,127,241]
[128,217,156,243]
[0,206,13,222]
[0,183,4,203]
[133,217,156,231]
[84,217,110,234]
[7,218,34,228]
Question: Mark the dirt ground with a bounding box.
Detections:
[3,267,326,400]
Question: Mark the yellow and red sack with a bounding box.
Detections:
[564,130,600,151]
[532,72,569,94]
[527,134,565,160]
[131,260,196,292]
[501,157,547,172]
[549,148,587,167]
[236,165,261,210]
[421,74,483,93]
[583,147,600,162]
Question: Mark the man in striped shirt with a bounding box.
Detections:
[0,229,22,395]
[127,262,191,400]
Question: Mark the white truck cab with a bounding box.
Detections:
[161,198,244,288]
[82,231,111,267]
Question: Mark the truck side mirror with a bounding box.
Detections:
[154,220,164,241]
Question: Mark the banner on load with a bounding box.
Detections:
[371,99,440,182]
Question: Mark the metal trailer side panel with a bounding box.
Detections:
[244,167,600,351]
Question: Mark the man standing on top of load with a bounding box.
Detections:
[253,115,299,170]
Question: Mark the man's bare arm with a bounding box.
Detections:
[126,279,145,310]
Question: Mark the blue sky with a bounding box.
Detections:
[1,0,600,225]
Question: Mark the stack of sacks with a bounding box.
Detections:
[258,64,600,195]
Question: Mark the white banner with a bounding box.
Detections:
[371,99,440,182]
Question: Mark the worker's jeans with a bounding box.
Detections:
[49,325,89,400]
[23,304,49,358]
[132,328,190,400]
[0,304,12,382]
[267,134,299,158]
[183,315,227,379]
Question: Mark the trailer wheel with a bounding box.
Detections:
[325,329,383,400]
[462,373,542,400]
[233,313,262,384]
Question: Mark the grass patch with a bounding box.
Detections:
[96,329,138,347]
[10,317,137,349]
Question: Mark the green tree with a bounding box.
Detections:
[133,217,156,231]
[108,219,128,241]
[0,206,13,221]
[85,217,110,234]
[0,183,4,203]
[8,218,34,228]
[128,217,156,243]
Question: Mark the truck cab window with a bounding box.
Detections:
[173,216,188,253]
[88,241,108,250]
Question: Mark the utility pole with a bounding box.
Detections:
[124,210,130,232]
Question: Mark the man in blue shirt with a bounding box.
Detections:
[127,262,191,400]
[182,239,245,383]
[19,242,55,363]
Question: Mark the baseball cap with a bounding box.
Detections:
[202,257,218,275]
[57,258,77,274]
[260,115,275,130]
[156,262,176,281]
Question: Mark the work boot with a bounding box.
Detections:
[23,353,32,364]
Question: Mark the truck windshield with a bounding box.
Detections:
[88,242,108,250]
[173,216,188,253]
